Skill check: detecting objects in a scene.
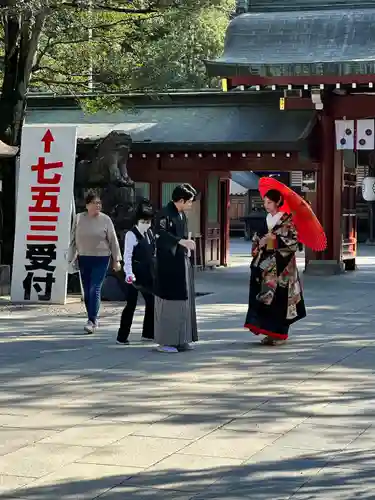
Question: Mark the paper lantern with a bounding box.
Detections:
[362,177,375,201]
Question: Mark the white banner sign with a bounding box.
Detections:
[11,125,77,304]
[356,119,375,150]
[335,120,354,150]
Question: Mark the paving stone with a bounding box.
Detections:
[345,424,375,451]
[98,485,192,499]
[190,469,310,500]
[131,415,229,440]
[180,429,280,460]
[1,243,375,499]
[77,436,192,468]
[273,422,365,452]
[95,405,177,424]
[0,411,91,431]
[127,453,242,493]
[39,419,146,447]
[1,463,143,500]
[242,443,332,472]
[0,444,94,478]
[290,465,375,499]
[223,405,310,435]
[303,401,375,430]
[0,427,55,457]
[190,444,328,499]
[0,474,33,495]
[328,447,375,470]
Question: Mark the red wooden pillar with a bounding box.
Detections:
[219,177,230,266]
[305,109,343,274]
[321,112,335,259]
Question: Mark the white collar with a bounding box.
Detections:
[135,224,148,235]
[266,212,284,230]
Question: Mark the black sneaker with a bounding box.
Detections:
[116,339,129,345]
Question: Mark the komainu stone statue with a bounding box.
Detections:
[74,130,136,248]
[69,131,136,300]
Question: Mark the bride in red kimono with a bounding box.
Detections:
[244,189,306,346]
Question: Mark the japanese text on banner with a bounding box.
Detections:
[23,130,61,301]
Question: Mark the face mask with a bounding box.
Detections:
[138,222,151,234]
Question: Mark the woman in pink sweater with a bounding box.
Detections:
[68,191,122,334]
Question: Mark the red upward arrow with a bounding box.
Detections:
[42,129,54,153]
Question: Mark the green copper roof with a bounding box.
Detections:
[205,8,375,78]
[25,101,314,152]
[245,0,375,11]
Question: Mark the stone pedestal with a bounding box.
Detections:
[0,265,10,295]
[304,259,345,275]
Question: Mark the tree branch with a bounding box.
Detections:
[79,15,161,31]
[57,1,158,14]
[2,13,20,59]
[34,65,94,77]
[32,35,53,71]
[32,76,90,87]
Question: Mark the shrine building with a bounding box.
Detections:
[25,90,316,269]
[205,0,375,273]
[23,1,375,273]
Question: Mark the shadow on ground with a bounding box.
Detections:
[0,242,375,499]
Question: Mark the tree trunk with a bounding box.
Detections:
[0,12,46,265]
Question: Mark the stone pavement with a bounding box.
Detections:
[1,240,375,499]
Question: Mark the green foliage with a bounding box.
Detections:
[79,94,123,114]
[14,0,235,94]
[0,0,233,137]
[133,2,234,89]
[0,0,234,265]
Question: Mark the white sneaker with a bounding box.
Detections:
[141,337,154,342]
[157,345,178,353]
[84,321,94,334]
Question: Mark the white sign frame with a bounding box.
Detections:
[11,125,77,304]
[301,171,317,193]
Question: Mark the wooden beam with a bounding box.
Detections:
[127,156,158,181]
[331,94,375,119]
[159,155,318,172]
[282,98,315,110]
[231,75,375,87]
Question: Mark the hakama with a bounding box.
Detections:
[153,201,198,349]
[154,255,198,347]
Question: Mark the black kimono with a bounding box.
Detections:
[244,212,306,342]
[153,201,198,347]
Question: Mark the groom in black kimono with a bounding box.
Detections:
[153,184,198,353]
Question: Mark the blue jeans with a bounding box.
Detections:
[78,256,110,323]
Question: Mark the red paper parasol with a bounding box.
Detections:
[258,177,327,251]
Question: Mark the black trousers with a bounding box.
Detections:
[117,283,154,342]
